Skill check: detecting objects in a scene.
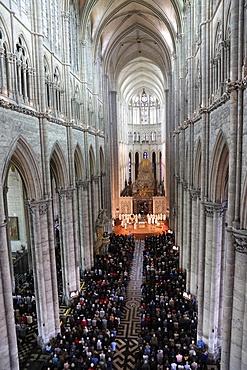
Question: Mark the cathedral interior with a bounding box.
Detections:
[0,1,247,369]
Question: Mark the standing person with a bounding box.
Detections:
[107,357,113,370]
[170,361,177,370]
[191,359,198,370]
[142,360,151,370]
[200,350,208,370]
[184,361,191,370]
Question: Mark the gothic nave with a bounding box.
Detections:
[0,1,247,369]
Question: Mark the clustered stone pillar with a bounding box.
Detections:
[57,189,78,302]
[28,200,60,346]
[230,232,247,369]
[81,180,93,269]
[189,189,200,297]
[0,189,19,369]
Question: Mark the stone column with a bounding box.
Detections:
[3,185,15,292]
[57,189,78,302]
[28,202,49,344]
[46,198,60,335]
[8,53,15,99]
[208,204,226,358]
[241,247,247,370]
[186,121,194,291]
[230,232,247,369]
[221,0,240,367]
[197,0,209,341]
[181,181,187,271]
[76,181,85,272]
[17,60,22,98]
[189,189,199,296]
[109,91,119,216]
[72,189,80,289]
[27,67,34,105]
[92,175,100,228]
[0,189,19,369]
[22,64,28,102]
[0,45,4,93]
[202,203,214,342]
[179,127,186,267]
[80,180,93,268]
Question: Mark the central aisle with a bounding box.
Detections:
[113,239,144,369]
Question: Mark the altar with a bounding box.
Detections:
[138,221,146,228]
[117,158,168,218]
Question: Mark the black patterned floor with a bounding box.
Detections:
[113,240,144,370]
[19,306,69,370]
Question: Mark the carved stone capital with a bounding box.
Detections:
[205,204,214,218]
[92,175,99,184]
[182,181,188,190]
[66,189,74,200]
[232,231,247,254]
[39,203,48,215]
[61,11,70,19]
[82,181,89,191]
[204,202,227,218]
[190,188,200,201]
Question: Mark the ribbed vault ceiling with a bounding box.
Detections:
[83,0,183,102]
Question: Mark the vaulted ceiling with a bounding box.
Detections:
[82,0,184,102]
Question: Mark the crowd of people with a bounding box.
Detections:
[134,232,208,370]
[13,229,217,369]
[13,272,36,346]
[44,233,135,370]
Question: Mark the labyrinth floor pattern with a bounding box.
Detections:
[113,240,144,370]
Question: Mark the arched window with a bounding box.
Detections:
[69,6,79,71]
[128,153,132,182]
[135,152,139,180]
[130,90,161,125]
[53,67,62,114]
[51,0,60,52]
[0,29,10,95]
[151,132,156,142]
[42,0,49,38]
[211,22,222,98]
[143,151,148,159]
[152,152,156,179]
[44,61,51,109]
[15,36,32,103]
[71,85,80,123]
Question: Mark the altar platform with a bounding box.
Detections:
[112,219,169,240]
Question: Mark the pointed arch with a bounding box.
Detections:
[15,33,32,64]
[194,139,202,190]
[74,144,85,181]
[0,15,11,48]
[209,130,229,203]
[2,136,42,200]
[50,142,69,189]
